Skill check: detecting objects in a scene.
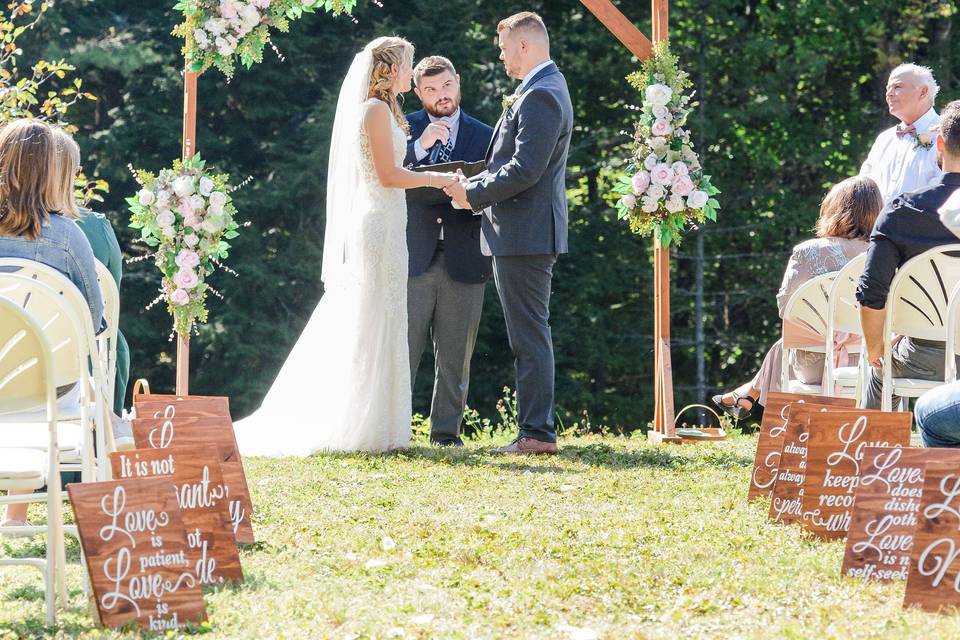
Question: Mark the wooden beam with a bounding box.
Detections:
[176,69,199,396]
[579,0,653,60]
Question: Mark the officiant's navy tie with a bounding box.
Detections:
[432,137,454,164]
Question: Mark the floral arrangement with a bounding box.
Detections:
[613,43,720,246]
[174,0,359,78]
[127,155,241,335]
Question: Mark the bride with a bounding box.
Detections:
[235,37,457,456]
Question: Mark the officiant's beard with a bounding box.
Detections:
[424,91,461,118]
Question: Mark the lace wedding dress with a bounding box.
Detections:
[235,74,412,455]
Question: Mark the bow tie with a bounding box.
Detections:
[896,124,917,139]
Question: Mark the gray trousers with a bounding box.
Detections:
[863,337,955,410]
[408,250,485,442]
[492,254,557,443]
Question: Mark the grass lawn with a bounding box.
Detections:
[0,432,957,639]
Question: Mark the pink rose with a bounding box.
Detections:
[170,288,190,306]
[175,248,201,269]
[631,171,650,196]
[219,0,239,19]
[173,268,200,290]
[650,163,675,186]
[177,197,194,218]
[251,0,271,7]
[671,161,689,177]
[665,195,685,213]
[651,118,673,137]
[620,194,637,210]
[183,214,203,229]
[671,174,694,197]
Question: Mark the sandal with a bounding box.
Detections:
[711,392,755,420]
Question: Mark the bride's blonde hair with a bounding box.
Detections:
[366,36,414,134]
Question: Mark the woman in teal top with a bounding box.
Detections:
[76,208,130,415]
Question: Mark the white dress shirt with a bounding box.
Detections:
[860,107,942,206]
[413,108,462,162]
[520,59,555,92]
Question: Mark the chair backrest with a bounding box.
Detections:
[0,296,56,416]
[0,258,97,339]
[946,281,960,383]
[0,274,84,387]
[782,271,837,351]
[94,260,119,403]
[827,253,867,336]
[887,244,960,341]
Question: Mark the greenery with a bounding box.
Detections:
[6,433,960,637]
[14,0,960,429]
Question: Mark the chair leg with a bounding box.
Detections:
[44,513,57,626]
[54,494,67,606]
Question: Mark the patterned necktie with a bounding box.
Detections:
[436,136,454,163]
[896,124,917,139]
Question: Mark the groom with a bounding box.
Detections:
[445,12,573,454]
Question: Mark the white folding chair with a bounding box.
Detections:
[94,260,119,412]
[825,253,867,400]
[780,271,837,395]
[881,244,960,411]
[944,280,960,383]
[0,297,67,625]
[0,259,115,479]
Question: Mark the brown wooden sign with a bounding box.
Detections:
[134,394,231,420]
[67,479,207,631]
[768,404,845,524]
[904,461,960,612]
[131,413,254,544]
[749,392,854,501]
[844,447,960,582]
[800,411,912,539]
[110,447,243,585]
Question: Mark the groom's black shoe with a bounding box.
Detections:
[492,437,558,455]
[431,436,465,447]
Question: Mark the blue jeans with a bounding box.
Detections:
[915,382,960,447]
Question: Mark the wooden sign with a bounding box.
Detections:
[844,447,960,582]
[800,411,912,539]
[904,461,960,612]
[749,392,854,501]
[132,413,254,544]
[767,403,842,524]
[111,447,243,585]
[67,479,207,631]
[134,394,231,420]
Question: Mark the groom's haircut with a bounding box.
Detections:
[413,56,457,88]
[941,100,960,157]
[497,11,549,45]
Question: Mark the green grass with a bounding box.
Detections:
[1,433,958,639]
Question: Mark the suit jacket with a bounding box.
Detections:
[465,62,573,257]
[404,109,494,283]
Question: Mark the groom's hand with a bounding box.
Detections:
[444,171,470,209]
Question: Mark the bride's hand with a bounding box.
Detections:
[426,172,459,189]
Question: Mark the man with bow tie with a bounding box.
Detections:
[404,55,494,447]
[860,63,942,206]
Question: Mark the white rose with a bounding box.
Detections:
[137,188,156,206]
[189,194,206,211]
[650,136,667,150]
[687,190,709,209]
[198,176,215,197]
[208,191,228,209]
[205,18,227,36]
[207,203,224,217]
[652,104,669,119]
[173,175,194,197]
[193,29,210,49]
[665,195,685,213]
[202,215,225,234]
[240,3,260,31]
[645,183,666,200]
[156,210,176,227]
[645,83,673,107]
[156,189,173,208]
[160,225,176,238]
[216,37,234,57]
[643,154,659,171]
[184,233,200,248]
[671,161,689,177]
[640,195,660,213]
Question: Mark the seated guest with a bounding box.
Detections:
[0,119,103,529]
[915,382,960,446]
[713,176,881,419]
[858,100,960,410]
[52,127,130,416]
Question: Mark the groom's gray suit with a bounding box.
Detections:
[465,61,573,443]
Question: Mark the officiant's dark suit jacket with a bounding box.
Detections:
[404,110,494,284]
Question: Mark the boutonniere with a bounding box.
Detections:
[501,92,519,113]
[897,123,934,150]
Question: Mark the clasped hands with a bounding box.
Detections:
[425,169,471,209]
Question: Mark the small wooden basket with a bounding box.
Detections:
[672,404,728,443]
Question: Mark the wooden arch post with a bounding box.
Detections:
[177,68,199,396]
[580,0,678,442]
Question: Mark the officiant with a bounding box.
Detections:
[404,55,494,446]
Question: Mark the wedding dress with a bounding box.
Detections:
[235,50,411,456]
